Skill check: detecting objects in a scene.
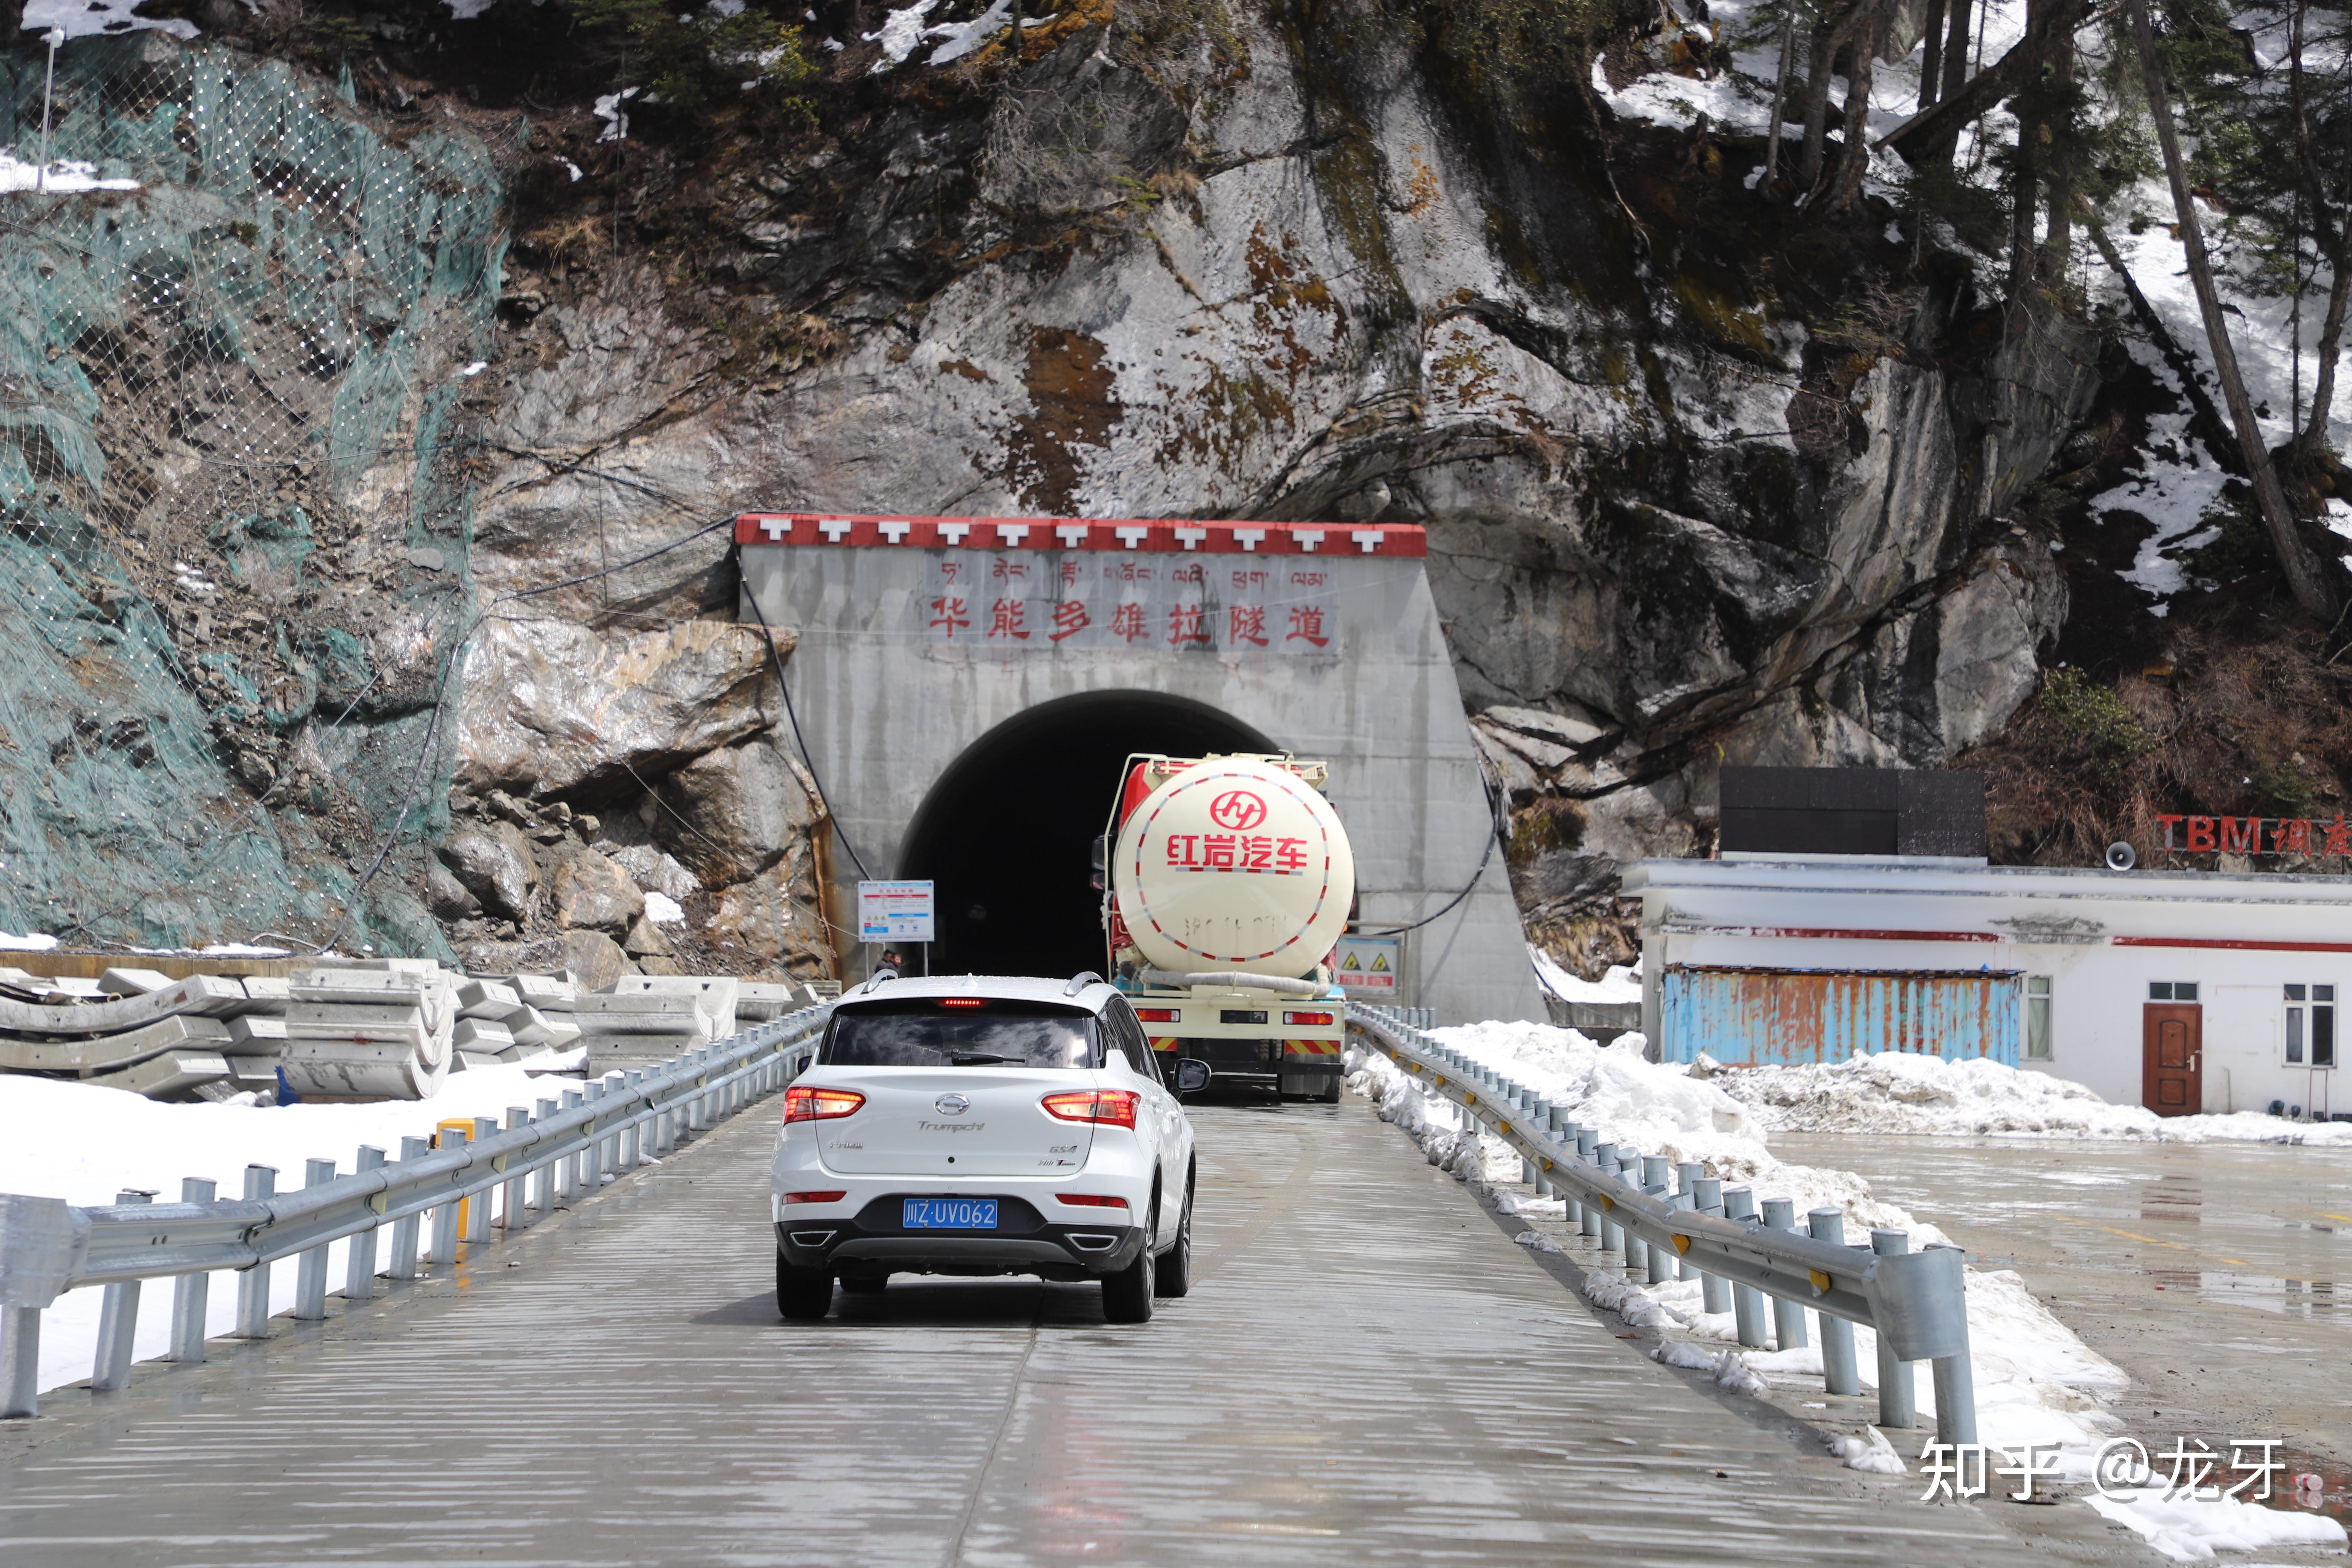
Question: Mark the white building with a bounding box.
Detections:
[1623,856,2352,1120]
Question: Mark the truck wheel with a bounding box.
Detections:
[1103,1225,1157,1323]
[1318,1074,1342,1103]
[1154,1179,1194,1298]
[776,1252,834,1320]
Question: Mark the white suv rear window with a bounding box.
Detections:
[821,1001,1103,1069]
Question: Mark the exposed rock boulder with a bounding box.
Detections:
[652,736,817,889]
[438,823,540,923]
[454,617,791,798]
[424,864,479,922]
[703,852,833,972]
[560,930,634,994]
[546,842,646,934]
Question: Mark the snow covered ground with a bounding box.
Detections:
[2,1065,586,1394]
[1347,1021,2351,1559]
[1716,1049,2352,1146]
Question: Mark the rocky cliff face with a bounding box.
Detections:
[478,0,2098,966]
[2,0,2105,973]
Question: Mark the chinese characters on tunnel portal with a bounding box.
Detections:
[922,553,1340,652]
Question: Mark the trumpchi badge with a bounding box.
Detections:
[935,1093,971,1116]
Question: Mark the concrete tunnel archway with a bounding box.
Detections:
[897,690,1277,978]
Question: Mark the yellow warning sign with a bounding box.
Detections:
[1334,935,1399,995]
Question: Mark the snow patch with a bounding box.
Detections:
[2085,1487,2349,1562]
[864,0,939,68]
[21,0,197,40]
[1528,945,1641,1005]
[644,890,686,924]
[1718,1049,2352,1145]
[0,1065,588,1394]
[0,152,141,194]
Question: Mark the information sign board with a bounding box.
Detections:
[857,880,936,943]
[1333,933,1401,995]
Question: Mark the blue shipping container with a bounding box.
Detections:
[1660,966,2021,1068]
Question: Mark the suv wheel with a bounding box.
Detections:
[1102,1214,1157,1323]
[776,1251,834,1320]
[1154,1178,1194,1298]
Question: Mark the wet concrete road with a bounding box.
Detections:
[0,1100,2122,1566]
[1778,1134,2352,1478]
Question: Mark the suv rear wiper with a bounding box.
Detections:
[948,1052,1018,1066]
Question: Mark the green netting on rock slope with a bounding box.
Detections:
[0,35,506,955]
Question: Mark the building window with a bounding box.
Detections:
[2150,982,2200,1002]
[2287,985,2336,1068]
[2025,976,2052,1061]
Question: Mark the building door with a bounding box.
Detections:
[2142,1003,2203,1115]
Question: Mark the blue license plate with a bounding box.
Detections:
[903,1198,998,1230]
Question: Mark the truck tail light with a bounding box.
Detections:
[1133,1007,1179,1023]
[1284,1011,1335,1026]
[783,1191,847,1204]
[1052,1193,1131,1208]
[1040,1089,1141,1130]
[783,1086,865,1124]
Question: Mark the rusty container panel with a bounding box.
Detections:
[1659,967,2021,1068]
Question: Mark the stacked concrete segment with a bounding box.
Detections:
[573,976,740,1074]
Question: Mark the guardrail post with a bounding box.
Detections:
[464,1119,497,1241]
[1870,1230,1917,1428]
[345,1147,386,1301]
[689,1050,713,1131]
[502,1108,530,1229]
[429,1130,466,1264]
[1807,1209,1860,1396]
[1576,1131,1601,1240]
[233,1167,277,1337]
[1673,1163,1703,1280]
[0,1304,37,1419]
[620,1073,643,1170]
[1926,1243,1978,1448]
[1591,1142,1623,1255]
[584,1087,608,1191]
[91,1189,153,1389]
[1694,1178,1731,1314]
[600,1074,626,1171]
[1640,1156,1672,1283]
[1759,1198,1808,1351]
[167,1176,217,1361]
[1722,1188,1766,1346]
[533,1099,559,1212]
[294,1159,336,1320]
[389,1137,429,1275]
[558,1090,585,1199]
[1616,1155,1647,1272]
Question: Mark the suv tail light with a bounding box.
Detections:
[784,1086,866,1124]
[1040,1089,1140,1129]
[1133,1007,1179,1023]
[1284,1011,1335,1026]
[1053,1193,1130,1208]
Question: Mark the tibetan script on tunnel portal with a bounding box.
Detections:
[923,553,1341,653]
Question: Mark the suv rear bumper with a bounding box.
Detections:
[775,1199,1145,1282]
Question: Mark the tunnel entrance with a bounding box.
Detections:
[897,691,1277,979]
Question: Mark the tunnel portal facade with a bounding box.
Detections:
[737,513,1542,1024]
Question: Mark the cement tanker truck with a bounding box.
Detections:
[1096,753,1354,1100]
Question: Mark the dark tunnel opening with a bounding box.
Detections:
[896,691,1277,979]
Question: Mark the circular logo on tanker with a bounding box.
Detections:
[1208,789,1268,831]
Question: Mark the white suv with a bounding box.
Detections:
[770,973,1208,1323]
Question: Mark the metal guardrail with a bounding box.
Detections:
[1348,1004,1977,1446]
[0,1003,835,1418]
